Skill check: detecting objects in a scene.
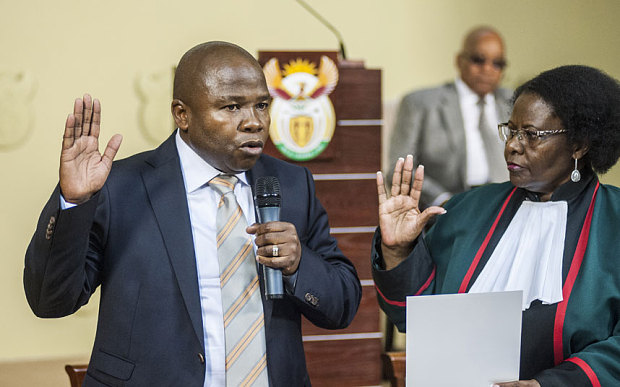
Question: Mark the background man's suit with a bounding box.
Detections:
[24,134,361,386]
[388,82,512,207]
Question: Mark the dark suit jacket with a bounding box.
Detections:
[24,134,361,386]
[388,82,512,207]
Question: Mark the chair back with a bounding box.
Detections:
[381,351,406,387]
[65,364,88,387]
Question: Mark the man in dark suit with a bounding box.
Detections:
[388,26,512,208]
[24,41,361,386]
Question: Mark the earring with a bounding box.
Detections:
[571,158,581,182]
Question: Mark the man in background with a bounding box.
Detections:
[24,41,361,386]
[388,26,512,208]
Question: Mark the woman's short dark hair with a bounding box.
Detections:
[513,65,620,174]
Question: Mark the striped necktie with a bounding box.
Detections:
[478,98,507,183]
[208,175,269,387]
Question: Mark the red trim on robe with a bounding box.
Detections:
[374,266,437,306]
[553,182,600,365]
[566,357,601,387]
[414,267,436,296]
[458,187,517,293]
[374,284,407,307]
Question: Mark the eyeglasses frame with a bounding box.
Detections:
[497,123,567,143]
[465,53,507,71]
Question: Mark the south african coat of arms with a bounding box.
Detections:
[263,56,338,161]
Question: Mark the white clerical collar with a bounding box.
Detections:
[469,200,566,310]
[174,129,249,193]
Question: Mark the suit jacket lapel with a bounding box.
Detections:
[494,88,512,122]
[141,134,204,348]
[246,158,275,331]
[439,83,467,182]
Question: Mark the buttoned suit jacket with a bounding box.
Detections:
[24,134,362,386]
[388,82,512,207]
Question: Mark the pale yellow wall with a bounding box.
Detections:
[1,0,620,365]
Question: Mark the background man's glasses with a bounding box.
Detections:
[467,54,507,70]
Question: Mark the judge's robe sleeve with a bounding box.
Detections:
[370,228,435,333]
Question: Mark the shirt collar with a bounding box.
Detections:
[174,129,249,193]
[455,77,496,106]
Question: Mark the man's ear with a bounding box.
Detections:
[172,99,189,131]
[455,53,463,69]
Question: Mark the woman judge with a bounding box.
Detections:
[372,65,620,386]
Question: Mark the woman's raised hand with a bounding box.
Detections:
[376,155,445,269]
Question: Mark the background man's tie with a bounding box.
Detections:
[209,175,269,387]
[478,98,508,183]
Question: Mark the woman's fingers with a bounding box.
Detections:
[418,205,447,226]
[400,155,414,196]
[390,157,404,198]
[410,164,425,207]
[377,171,387,206]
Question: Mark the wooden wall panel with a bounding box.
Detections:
[315,179,378,227]
[303,338,383,387]
[331,69,382,119]
[333,232,375,280]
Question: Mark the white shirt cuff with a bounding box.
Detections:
[60,194,78,210]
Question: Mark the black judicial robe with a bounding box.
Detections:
[372,172,620,386]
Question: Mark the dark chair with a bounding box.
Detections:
[65,364,88,387]
[381,351,406,387]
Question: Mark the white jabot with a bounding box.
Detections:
[175,130,255,387]
[469,200,567,311]
[455,78,502,186]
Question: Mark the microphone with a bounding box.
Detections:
[254,176,284,299]
[295,0,347,60]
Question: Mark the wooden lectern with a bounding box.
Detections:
[258,51,382,386]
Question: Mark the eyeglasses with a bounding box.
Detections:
[466,54,507,70]
[498,123,567,144]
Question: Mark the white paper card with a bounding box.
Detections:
[406,291,522,387]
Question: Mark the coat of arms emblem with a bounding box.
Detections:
[263,56,338,161]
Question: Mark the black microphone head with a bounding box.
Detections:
[255,176,281,208]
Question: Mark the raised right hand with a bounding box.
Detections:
[376,155,446,270]
[59,94,122,204]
